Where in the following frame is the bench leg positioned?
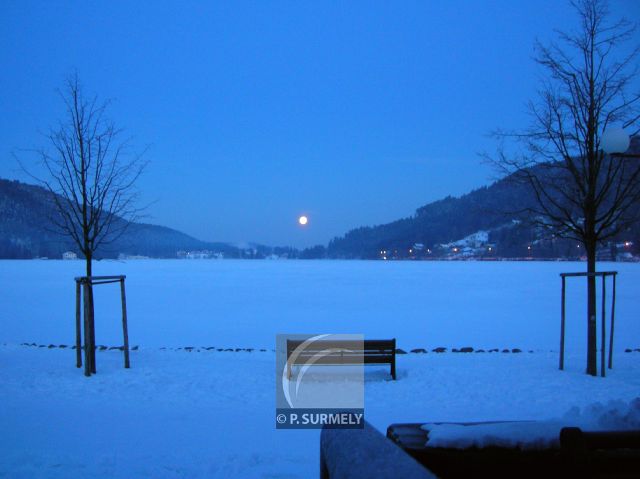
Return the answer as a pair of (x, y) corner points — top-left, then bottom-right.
(391, 339), (397, 380)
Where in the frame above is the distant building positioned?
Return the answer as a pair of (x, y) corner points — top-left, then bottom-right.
(62, 251), (78, 260)
(191, 251), (210, 259)
(118, 253), (150, 260)
(177, 250), (224, 259)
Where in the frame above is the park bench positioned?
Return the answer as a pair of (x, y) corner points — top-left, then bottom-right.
(386, 422), (640, 478)
(286, 338), (396, 380)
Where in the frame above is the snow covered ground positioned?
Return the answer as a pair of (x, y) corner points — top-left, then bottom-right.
(1, 346), (639, 478)
(1, 259), (639, 477)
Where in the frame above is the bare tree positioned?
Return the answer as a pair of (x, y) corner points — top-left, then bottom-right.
(37, 75), (146, 273)
(26, 74), (146, 370)
(491, 0), (640, 376)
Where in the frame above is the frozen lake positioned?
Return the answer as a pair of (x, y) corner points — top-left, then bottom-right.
(2, 260), (639, 357)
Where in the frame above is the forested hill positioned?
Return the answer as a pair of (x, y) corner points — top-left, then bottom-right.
(327, 174), (539, 259)
(0, 178), (239, 259)
(327, 138), (640, 260)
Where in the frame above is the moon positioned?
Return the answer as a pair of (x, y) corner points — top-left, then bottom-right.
(298, 215), (308, 225)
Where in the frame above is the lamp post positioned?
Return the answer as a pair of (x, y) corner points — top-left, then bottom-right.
(600, 126), (639, 261)
(599, 127), (639, 371)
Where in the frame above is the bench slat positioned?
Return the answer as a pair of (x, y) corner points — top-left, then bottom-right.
(286, 338), (397, 379)
(287, 339), (394, 350)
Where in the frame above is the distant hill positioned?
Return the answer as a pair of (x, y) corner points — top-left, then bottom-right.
(327, 177), (529, 258)
(0, 178), (240, 259)
(327, 138), (640, 260)
(4, 136), (640, 262)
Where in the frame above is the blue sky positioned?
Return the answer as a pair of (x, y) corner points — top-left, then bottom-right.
(1, 1), (638, 248)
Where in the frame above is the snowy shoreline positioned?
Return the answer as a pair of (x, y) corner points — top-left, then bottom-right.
(2, 260), (639, 477)
(11, 342), (640, 355)
(2, 346), (640, 478)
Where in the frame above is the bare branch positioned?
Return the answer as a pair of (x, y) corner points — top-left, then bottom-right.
(20, 74), (147, 262)
(489, 0), (639, 252)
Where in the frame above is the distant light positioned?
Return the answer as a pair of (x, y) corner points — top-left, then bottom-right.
(488, 247), (492, 252)
(601, 127), (630, 154)
(527, 246), (531, 250)
(409, 249), (413, 253)
(298, 215), (308, 226)
(383, 256), (387, 260)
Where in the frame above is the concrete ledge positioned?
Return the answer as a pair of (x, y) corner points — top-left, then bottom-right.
(320, 420), (436, 479)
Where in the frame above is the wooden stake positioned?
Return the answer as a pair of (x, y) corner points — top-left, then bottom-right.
(560, 275), (566, 371)
(83, 282), (92, 377)
(88, 284), (96, 374)
(120, 278), (130, 368)
(75, 280), (82, 368)
(608, 274), (616, 369)
(601, 276), (606, 378)
(76, 275), (131, 376)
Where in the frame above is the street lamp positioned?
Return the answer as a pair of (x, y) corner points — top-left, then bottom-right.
(602, 127), (640, 162)
(601, 126), (631, 155)
(600, 127), (639, 263)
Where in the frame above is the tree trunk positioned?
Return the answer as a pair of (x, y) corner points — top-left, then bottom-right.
(585, 239), (597, 376)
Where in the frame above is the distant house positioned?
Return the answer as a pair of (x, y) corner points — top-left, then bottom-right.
(187, 251), (211, 259)
(177, 250), (224, 260)
(62, 251), (78, 260)
(118, 253), (150, 260)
